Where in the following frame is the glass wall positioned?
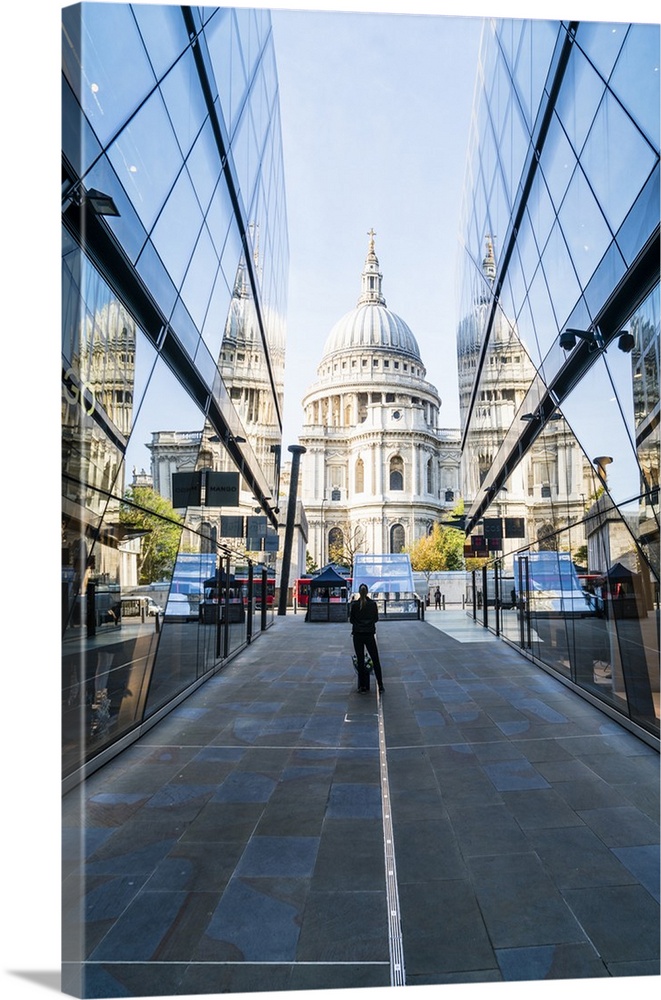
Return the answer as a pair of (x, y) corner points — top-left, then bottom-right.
(458, 18), (659, 742)
(62, 5), (288, 784)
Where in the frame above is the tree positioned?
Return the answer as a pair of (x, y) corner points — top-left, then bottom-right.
(327, 520), (364, 576)
(306, 551), (318, 574)
(407, 522), (465, 582)
(120, 484), (184, 584)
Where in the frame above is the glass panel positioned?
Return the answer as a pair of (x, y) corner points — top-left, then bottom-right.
(575, 21), (628, 83)
(134, 239), (179, 321)
(169, 296), (202, 360)
(187, 119), (224, 218)
(133, 1), (191, 81)
(616, 163), (660, 267)
(500, 515), (658, 740)
(160, 49), (209, 160)
(559, 355), (642, 507)
(525, 169), (556, 260)
(554, 44), (605, 157)
(61, 76), (102, 178)
(62, 262), (174, 776)
(180, 223), (220, 331)
(62, 3), (156, 147)
(201, 266), (232, 363)
(150, 167), (204, 290)
(608, 22), (660, 149)
(82, 153), (149, 265)
(538, 219), (581, 333)
(557, 164), (613, 289)
(580, 89), (657, 236)
(539, 112), (578, 212)
(107, 90), (183, 232)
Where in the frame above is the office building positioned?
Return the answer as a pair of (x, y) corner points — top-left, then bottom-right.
(61, 3), (289, 785)
(457, 17), (660, 742)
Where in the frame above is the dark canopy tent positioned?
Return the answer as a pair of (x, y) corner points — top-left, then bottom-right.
(307, 566), (349, 622)
(597, 562), (646, 618)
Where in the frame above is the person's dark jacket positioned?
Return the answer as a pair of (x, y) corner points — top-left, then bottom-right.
(350, 596), (379, 635)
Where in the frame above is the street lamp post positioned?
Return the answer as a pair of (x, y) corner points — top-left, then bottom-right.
(320, 496), (328, 568)
(277, 445), (306, 616)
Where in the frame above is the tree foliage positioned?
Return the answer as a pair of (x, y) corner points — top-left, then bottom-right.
(120, 484), (184, 584)
(407, 522), (465, 579)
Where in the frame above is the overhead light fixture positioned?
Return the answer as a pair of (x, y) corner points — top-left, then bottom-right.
(85, 188), (120, 217)
(617, 331), (635, 353)
(521, 410), (562, 422)
(560, 328), (604, 352)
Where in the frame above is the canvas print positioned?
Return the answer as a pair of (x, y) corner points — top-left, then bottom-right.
(60, 1), (659, 998)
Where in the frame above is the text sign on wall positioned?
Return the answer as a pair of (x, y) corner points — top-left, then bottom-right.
(172, 472), (201, 507)
(206, 471), (240, 507)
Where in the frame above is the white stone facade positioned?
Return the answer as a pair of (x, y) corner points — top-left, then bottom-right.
(299, 233), (461, 568)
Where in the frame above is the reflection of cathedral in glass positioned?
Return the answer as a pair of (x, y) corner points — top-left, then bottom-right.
(61, 3), (289, 785)
(458, 237), (593, 553)
(300, 232), (460, 566)
(219, 240), (282, 479)
(457, 17), (659, 741)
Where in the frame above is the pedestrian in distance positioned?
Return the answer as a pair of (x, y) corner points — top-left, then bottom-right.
(434, 586), (441, 610)
(349, 584), (384, 694)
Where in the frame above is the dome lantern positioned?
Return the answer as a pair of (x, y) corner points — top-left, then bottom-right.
(357, 228), (386, 306)
(320, 231), (423, 364)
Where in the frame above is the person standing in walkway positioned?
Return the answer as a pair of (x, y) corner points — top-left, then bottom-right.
(434, 587), (441, 610)
(349, 584), (384, 693)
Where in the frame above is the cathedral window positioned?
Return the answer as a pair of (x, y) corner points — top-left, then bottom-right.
(389, 456), (404, 491)
(355, 458), (364, 493)
(390, 523), (405, 553)
(426, 458), (433, 493)
(328, 527), (344, 561)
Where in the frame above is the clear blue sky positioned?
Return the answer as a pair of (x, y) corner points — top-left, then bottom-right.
(273, 6), (483, 446)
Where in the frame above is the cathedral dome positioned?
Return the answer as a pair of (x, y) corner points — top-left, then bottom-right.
(323, 303), (422, 360)
(320, 231), (422, 363)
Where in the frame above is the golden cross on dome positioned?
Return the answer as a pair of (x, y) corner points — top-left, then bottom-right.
(367, 227), (376, 250)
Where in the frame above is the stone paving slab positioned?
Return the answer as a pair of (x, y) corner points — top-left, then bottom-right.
(62, 611), (660, 996)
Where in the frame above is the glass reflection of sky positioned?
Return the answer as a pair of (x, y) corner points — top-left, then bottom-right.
(125, 352), (204, 477)
(561, 354), (641, 508)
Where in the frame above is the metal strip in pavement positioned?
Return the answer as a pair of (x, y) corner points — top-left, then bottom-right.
(377, 690), (406, 986)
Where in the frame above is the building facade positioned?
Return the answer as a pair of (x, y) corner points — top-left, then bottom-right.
(299, 233), (461, 569)
(62, 3), (288, 785)
(457, 17), (659, 743)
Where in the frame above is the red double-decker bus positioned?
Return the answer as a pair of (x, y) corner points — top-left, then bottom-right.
(295, 576), (313, 608)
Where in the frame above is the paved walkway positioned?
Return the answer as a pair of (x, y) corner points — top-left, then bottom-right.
(62, 611), (660, 997)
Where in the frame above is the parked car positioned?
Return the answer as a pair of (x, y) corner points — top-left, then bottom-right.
(121, 596), (163, 619)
